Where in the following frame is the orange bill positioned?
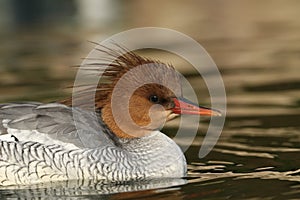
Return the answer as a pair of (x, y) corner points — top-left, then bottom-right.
(172, 97), (221, 116)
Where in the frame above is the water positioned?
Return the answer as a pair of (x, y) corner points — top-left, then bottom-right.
(0, 1), (299, 199)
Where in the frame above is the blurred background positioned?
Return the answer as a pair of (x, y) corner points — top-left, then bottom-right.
(0, 0), (299, 199)
(0, 0), (299, 106)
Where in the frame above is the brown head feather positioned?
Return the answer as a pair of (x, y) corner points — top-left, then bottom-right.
(60, 43), (182, 138)
(61, 44), (177, 108)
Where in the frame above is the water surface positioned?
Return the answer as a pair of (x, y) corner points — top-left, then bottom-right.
(0, 1), (299, 199)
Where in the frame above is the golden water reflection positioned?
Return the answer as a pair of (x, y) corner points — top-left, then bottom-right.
(0, 0), (299, 199)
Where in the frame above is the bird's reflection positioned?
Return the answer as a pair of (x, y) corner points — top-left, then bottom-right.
(0, 178), (187, 199)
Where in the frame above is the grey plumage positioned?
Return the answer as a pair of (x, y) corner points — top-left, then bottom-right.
(0, 103), (117, 148)
(0, 103), (186, 186)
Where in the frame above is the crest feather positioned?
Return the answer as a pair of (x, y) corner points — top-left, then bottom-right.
(60, 43), (176, 110)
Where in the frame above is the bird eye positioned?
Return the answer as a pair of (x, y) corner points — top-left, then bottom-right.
(149, 95), (159, 104)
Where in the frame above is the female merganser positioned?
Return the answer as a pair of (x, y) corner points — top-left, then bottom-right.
(0, 45), (220, 186)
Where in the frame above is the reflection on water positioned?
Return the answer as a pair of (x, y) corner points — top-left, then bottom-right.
(0, 0), (300, 199)
(0, 179), (187, 199)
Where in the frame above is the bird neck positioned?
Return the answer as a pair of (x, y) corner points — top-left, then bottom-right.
(101, 104), (152, 139)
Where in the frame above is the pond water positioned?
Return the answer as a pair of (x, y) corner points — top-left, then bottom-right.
(0, 1), (299, 199)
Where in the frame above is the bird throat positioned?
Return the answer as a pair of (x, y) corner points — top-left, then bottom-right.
(101, 105), (152, 139)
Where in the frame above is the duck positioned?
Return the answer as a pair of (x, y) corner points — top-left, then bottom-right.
(0, 44), (220, 186)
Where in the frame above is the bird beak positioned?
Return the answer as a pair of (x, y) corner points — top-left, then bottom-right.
(172, 97), (221, 116)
